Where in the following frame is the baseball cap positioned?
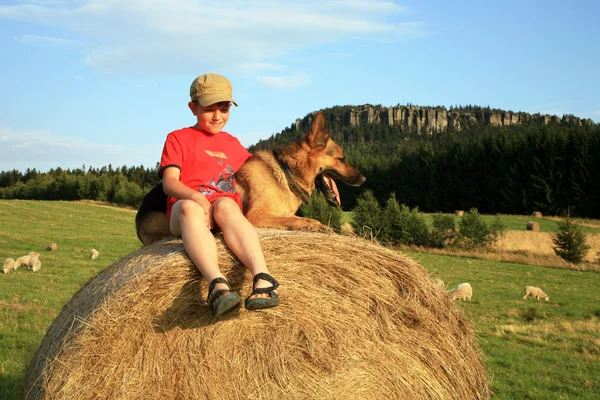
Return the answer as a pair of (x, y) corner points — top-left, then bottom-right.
(190, 73), (238, 107)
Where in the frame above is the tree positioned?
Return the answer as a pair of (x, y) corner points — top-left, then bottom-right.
(352, 190), (383, 240)
(298, 191), (342, 231)
(552, 216), (590, 264)
(429, 213), (456, 248)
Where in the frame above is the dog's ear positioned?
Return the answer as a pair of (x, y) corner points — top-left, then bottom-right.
(306, 111), (329, 148)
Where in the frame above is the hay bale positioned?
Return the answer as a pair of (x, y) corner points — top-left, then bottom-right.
(340, 222), (354, 235)
(531, 211), (542, 218)
(89, 249), (99, 259)
(23, 230), (489, 400)
(526, 221), (540, 231)
(47, 243), (57, 251)
(455, 210), (465, 216)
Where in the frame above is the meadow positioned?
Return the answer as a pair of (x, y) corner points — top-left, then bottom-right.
(1, 200), (599, 399)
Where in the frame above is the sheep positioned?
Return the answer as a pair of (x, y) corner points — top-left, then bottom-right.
(450, 282), (473, 301)
(14, 255), (31, 270)
(14, 252), (40, 270)
(47, 243), (57, 251)
(29, 257), (42, 272)
(90, 249), (99, 260)
(523, 286), (549, 302)
(3, 258), (16, 274)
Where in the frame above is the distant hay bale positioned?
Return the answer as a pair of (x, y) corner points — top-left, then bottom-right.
(89, 249), (99, 259)
(455, 210), (465, 216)
(526, 221), (540, 231)
(340, 222), (354, 235)
(531, 211), (543, 218)
(23, 230), (489, 400)
(47, 243), (57, 251)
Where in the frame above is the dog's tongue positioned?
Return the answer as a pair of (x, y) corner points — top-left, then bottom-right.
(326, 176), (341, 206)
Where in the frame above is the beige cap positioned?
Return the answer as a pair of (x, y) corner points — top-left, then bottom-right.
(189, 73), (238, 107)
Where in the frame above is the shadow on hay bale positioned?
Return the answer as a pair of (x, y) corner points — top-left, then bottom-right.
(23, 230), (489, 400)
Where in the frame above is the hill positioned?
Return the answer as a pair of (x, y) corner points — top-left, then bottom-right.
(251, 105), (600, 219)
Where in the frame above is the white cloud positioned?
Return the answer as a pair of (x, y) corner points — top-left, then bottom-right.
(15, 34), (81, 47)
(256, 72), (311, 89)
(0, 127), (160, 173)
(240, 62), (286, 72)
(0, 0), (427, 83)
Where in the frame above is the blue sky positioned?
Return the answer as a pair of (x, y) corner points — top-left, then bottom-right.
(1, 0), (598, 173)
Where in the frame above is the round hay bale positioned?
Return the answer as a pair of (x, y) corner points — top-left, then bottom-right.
(23, 230), (489, 400)
(455, 210), (465, 216)
(531, 211), (543, 218)
(340, 222), (354, 235)
(526, 221), (540, 231)
(46, 243), (57, 251)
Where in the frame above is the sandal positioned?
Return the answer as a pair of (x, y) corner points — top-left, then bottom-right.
(245, 273), (280, 310)
(207, 277), (240, 317)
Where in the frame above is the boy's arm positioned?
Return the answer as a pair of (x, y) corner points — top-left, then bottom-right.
(162, 167), (213, 228)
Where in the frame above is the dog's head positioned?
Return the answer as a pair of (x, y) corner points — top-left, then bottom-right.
(305, 112), (366, 206)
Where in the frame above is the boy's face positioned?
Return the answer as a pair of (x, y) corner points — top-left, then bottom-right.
(190, 101), (231, 135)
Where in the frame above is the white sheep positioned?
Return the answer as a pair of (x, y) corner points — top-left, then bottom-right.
(90, 249), (99, 260)
(14, 252), (40, 270)
(14, 255), (31, 270)
(29, 257), (42, 272)
(3, 258), (16, 274)
(523, 286), (549, 302)
(450, 282), (473, 301)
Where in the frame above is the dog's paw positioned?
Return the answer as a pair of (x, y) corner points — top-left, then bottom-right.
(297, 218), (333, 233)
(317, 224), (334, 233)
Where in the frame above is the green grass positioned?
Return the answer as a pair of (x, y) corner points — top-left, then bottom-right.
(404, 250), (600, 399)
(0, 200), (141, 399)
(1, 200), (599, 399)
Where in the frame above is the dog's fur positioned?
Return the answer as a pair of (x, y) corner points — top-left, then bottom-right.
(136, 111), (366, 245)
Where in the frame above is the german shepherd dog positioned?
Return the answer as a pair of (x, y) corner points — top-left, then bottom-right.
(135, 111), (366, 245)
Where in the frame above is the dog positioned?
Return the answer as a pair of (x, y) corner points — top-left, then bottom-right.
(136, 111), (366, 245)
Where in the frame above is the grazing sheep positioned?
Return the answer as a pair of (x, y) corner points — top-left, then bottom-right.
(3, 258), (16, 274)
(47, 243), (57, 251)
(14, 255), (31, 270)
(29, 257), (42, 272)
(523, 286), (549, 302)
(90, 249), (99, 260)
(450, 282), (473, 301)
(14, 252), (40, 270)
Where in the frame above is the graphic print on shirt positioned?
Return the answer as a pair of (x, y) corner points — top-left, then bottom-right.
(198, 164), (236, 197)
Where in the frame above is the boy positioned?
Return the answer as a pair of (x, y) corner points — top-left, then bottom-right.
(160, 73), (279, 317)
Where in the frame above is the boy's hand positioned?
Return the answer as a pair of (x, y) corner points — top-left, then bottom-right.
(191, 193), (214, 229)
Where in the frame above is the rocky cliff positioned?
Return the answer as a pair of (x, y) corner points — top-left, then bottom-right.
(294, 104), (593, 135)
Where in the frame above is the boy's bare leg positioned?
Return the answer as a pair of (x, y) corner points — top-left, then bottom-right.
(212, 198), (276, 297)
(170, 200), (230, 296)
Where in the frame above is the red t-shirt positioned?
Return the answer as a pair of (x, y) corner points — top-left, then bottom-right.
(159, 127), (252, 221)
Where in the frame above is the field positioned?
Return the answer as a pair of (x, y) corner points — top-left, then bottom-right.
(1, 200), (600, 399)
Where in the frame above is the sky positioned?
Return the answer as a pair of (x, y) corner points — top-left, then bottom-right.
(0, 0), (599, 173)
